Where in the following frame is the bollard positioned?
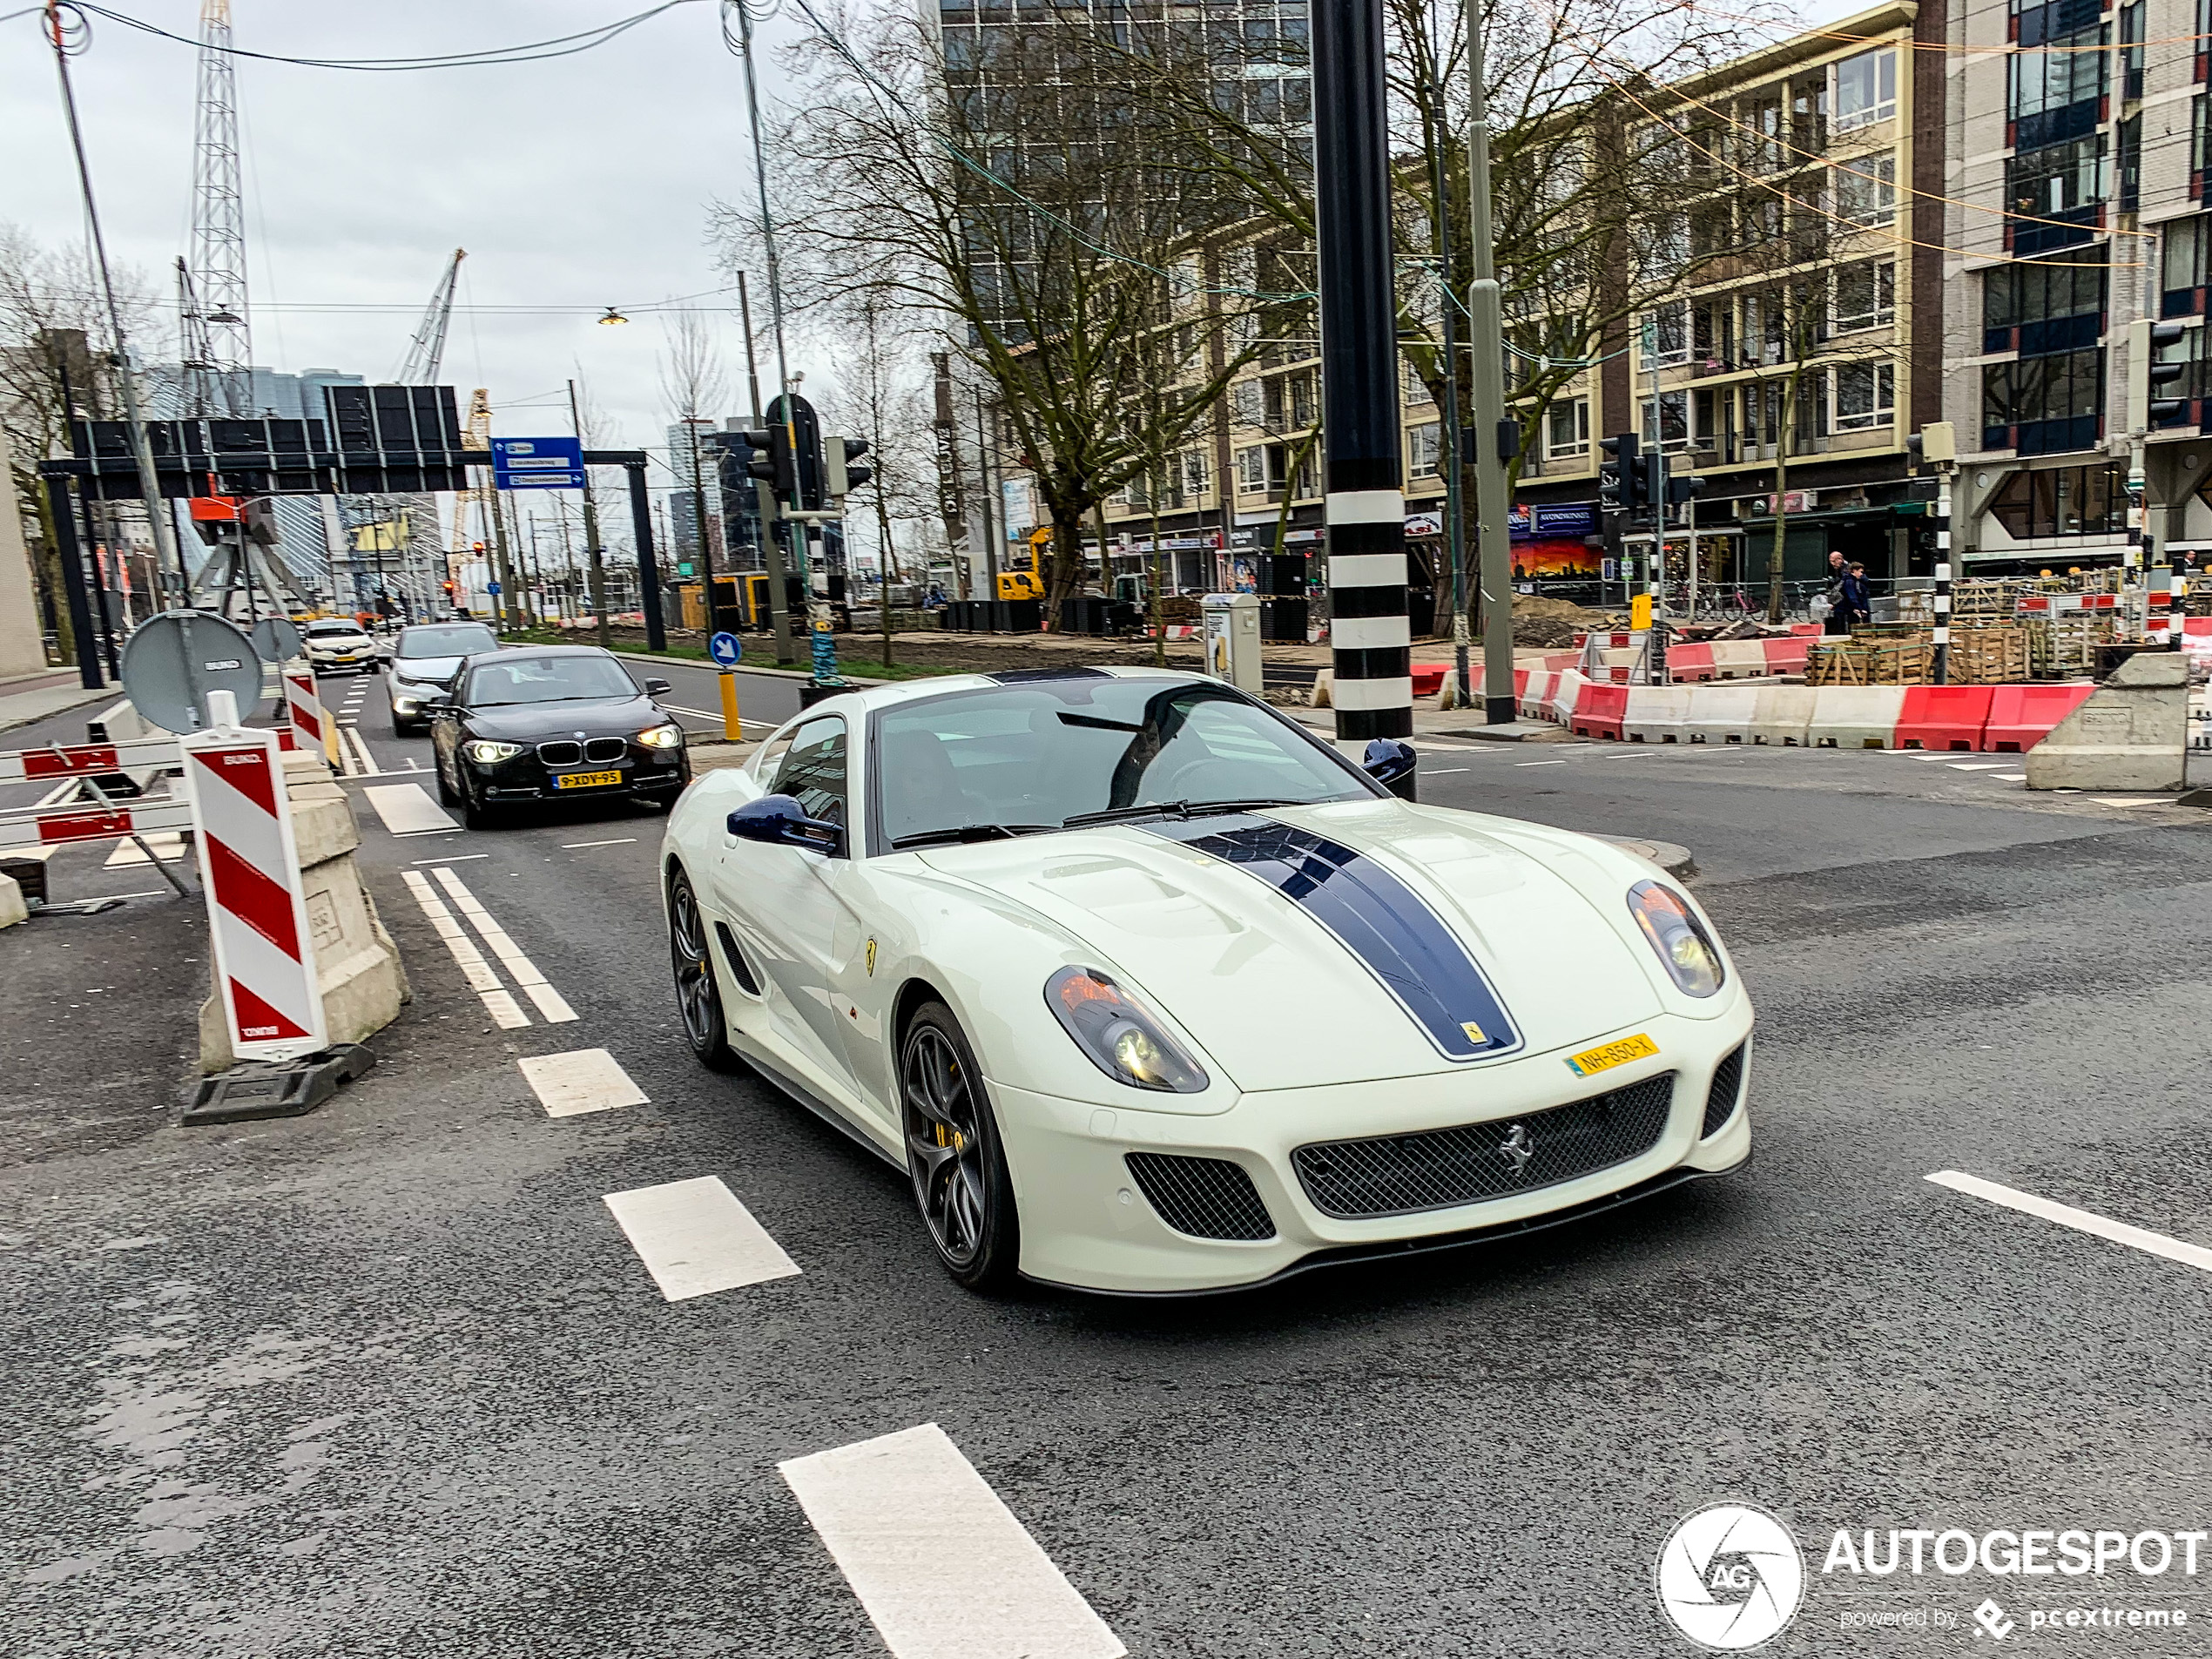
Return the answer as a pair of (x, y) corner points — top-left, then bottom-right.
(718, 669), (743, 742)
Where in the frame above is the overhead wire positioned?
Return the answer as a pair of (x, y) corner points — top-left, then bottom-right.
(1673, 0), (2208, 56)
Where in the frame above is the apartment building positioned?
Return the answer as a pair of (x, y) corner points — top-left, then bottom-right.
(1940, 0), (2212, 568)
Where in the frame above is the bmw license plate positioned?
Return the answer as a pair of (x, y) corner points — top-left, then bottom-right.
(554, 768), (624, 790)
(1565, 1032), (1659, 1079)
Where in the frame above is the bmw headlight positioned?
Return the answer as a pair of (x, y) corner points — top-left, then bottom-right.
(1045, 966), (1209, 1093)
(1628, 880), (1725, 998)
(463, 739), (525, 764)
(637, 723), (685, 749)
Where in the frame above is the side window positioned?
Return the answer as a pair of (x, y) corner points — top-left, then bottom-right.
(772, 718), (848, 830)
(752, 730), (796, 785)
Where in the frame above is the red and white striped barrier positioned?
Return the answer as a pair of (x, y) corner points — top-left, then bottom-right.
(181, 692), (326, 1062)
(285, 669), (333, 763)
(0, 736), (180, 786)
(0, 793), (196, 853)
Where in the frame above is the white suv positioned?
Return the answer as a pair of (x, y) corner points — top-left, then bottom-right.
(301, 620), (381, 674)
(387, 621), (500, 733)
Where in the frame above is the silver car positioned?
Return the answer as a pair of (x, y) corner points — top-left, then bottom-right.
(386, 620), (500, 734)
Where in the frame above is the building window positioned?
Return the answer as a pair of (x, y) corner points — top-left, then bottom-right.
(2006, 27), (2107, 152)
(2006, 136), (2107, 253)
(1642, 389), (1690, 449)
(1982, 247), (2106, 354)
(1831, 261), (1896, 332)
(1831, 361), (1896, 430)
(1546, 399), (1590, 459)
(1182, 448), (1211, 500)
(1638, 212), (1690, 283)
(1407, 421), (1442, 480)
(1981, 347), (2104, 454)
(1988, 462), (2126, 537)
(1231, 380), (1264, 428)
(1234, 445), (1267, 493)
(2162, 214), (2212, 315)
(1833, 152), (1898, 226)
(1640, 301), (1691, 368)
(1831, 48), (1898, 132)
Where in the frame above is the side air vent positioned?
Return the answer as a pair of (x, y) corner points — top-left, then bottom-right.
(1701, 1042), (1747, 1138)
(714, 921), (762, 996)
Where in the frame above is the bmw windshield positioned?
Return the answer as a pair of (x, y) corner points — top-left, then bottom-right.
(873, 677), (1375, 851)
(463, 655), (638, 706)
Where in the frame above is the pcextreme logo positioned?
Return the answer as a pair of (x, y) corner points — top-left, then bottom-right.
(1656, 1503), (1807, 1650)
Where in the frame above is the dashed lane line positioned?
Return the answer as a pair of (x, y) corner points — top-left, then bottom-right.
(1928, 1170), (2212, 1278)
(1515, 759), (1568, 766)
(398, 868), (531, 1028)
(430, 864), (577, 1022)
(519, 1047), (648, 1116)
(563, 838), (637, 849)
(1949, 762), (2009, 771)
(343, 725), (381, 776)
(363, 782), (458, 836)
(603, 1176), (801, 1300)
(780, 1424), (1125, 1659)
(411, 852), (488, 865)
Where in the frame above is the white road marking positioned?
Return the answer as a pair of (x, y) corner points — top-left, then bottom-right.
(1515, 759), (1567, 766)
(2090, 797), (2165, 808)
(104, 833), (185, 867)
(79, 890), (166, 902)
(334, 729), (358, 778)
(343, 725), (381, 776)
(604, 1177), (800, 1300)
(364, 783), (457, 836)
(411, 853), (489, 865)
(429, 865), (577, 1022)
(1928, 1171), (2212, 1277)
(398, 868), (531, 1026)
(1993, 772), (2028, 781)
(1419, 767), (1471, 776)
(780, 1424), (1124, 1659)
(562, 837), (638, 849)
(518, 1048), (648, 1117)
(664, 703), (774, 730)
(1949, 762), (2008, 771)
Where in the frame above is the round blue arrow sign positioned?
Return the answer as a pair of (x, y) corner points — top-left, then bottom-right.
(709, 631), (742, 668)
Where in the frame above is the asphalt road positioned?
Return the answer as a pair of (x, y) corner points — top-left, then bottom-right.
(3, 672), (2210, 1656)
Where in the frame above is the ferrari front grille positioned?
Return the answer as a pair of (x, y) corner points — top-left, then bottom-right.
(1291, 1073), (1677, 1219)
(584, 736), (628, 764)
(1702, 1043), (1746, 1138)
(1124, 1153), (1276, 1241)
(536, 740), (583, 766)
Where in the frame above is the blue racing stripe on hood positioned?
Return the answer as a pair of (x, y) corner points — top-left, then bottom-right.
(1146, 815), (1520, 1062)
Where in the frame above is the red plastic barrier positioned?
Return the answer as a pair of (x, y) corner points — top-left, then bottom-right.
(1513, 667), (1529, 698)
(1895, 685), (1995, 752)
(1789, 623), (1824, 637)
(1570, 682), (1629, 739)
(1668, 643), (1716, 682)
(1983, 683), (2094, 752)
(1760, 638), (1809, 673)
(1541, 651), (1581, 671)
(1411, 662), (1448, 698)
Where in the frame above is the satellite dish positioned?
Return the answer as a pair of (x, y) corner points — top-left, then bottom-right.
(251, 616), (304, 664)
(119, 610), (265, 733)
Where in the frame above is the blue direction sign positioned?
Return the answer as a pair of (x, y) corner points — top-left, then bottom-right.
(709, 631), (743, 668)
(491, 436), (586, 490)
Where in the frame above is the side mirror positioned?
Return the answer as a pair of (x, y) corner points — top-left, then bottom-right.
(644, 677), (672, 695)
(726, 793), (843, 854)
(1362, 738), (1418, 801)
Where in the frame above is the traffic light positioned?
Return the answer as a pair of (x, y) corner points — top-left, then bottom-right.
(738, 421), (796, 496)
(1905, 421), (1956, 471)
(1598, 432), (1641, 516)
(1666, 472), (1707, 511)
(823, 436), (873, 498)
(1642, 447), (1668, 515)
(2128, 320), (2192, 431)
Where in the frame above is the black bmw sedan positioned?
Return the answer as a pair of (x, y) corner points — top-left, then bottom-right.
(427, 645), (691, 828)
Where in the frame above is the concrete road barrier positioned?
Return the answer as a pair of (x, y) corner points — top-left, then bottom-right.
(1684, 684), (1761, 743)
(0, 870), (24, 929)
(1807, 685), (1908, 748)
(1624, 685), (1693, 742)
(1750, 685), (1817, 745)
(2025, 651), (2188, 791)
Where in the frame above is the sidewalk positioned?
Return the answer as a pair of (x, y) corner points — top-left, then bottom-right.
(0, 670), (113, 741)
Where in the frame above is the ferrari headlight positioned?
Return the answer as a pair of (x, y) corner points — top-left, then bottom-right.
(637, 723), (685, 749)
(463, 739), (525, 764)
(1045, 966), (1209, 1093)
(1628, 880), (1724, 998)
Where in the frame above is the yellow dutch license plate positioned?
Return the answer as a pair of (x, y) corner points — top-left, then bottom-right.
(1565, 1032), (1660, 1079)
(554, 768), (624, 790)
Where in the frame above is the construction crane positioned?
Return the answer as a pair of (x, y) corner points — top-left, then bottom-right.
(397, 248), (465, 385)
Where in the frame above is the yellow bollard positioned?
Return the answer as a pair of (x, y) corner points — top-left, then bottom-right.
(718, 668), (742, 742)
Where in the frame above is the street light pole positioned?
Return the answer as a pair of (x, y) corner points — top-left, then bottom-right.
(1466, 6), (1515, 725)
(569, 378), (611, 649)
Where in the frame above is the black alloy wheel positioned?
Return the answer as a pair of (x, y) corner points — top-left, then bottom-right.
(459, 771), (501, 831)
(900, 1002), (1019, 1291)
(434, 750), (459, 806)
(669, 870), (740, 1072)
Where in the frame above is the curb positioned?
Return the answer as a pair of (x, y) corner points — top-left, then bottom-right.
(1593, 835), (1698, 883)
(610, 649), (887, 685)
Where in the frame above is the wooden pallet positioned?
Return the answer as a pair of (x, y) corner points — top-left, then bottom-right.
(1946, 624), (2031, 684)
(1809, 637), (1934, 685)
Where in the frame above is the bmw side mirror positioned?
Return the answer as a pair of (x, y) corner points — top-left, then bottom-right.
(1362, 738), (1418, 801)
(644, 677), (672, 695)
(726, 793), (843, 854)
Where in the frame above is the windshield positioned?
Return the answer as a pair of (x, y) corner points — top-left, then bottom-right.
(464, 655), (637, 707)
(399, 624), (496, 659)
(307, 623), (366, 638)
(873, 678), (1371, 848)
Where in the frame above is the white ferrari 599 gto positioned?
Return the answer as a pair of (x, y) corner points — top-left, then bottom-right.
(660, 668), (1751, 1295)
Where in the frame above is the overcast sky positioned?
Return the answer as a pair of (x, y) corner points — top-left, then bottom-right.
(2, 0), (804, 472)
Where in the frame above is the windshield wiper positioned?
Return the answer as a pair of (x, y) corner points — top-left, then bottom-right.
(888, 822), (1056, 850)
(1061, 798), (1311, 828)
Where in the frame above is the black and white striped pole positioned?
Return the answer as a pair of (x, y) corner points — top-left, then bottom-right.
(1916, 420), (1956, 684)
(1312, 0), (1413, 758)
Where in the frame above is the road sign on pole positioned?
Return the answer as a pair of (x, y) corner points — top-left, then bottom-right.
(709, 631), (743, 668)
(182, 688), (327, 1065)
(491, 437), (586, 491)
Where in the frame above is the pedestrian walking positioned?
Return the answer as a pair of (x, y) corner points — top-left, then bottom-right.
(1835, 562), (1872, 632)
(1821, 550), (1851, 635)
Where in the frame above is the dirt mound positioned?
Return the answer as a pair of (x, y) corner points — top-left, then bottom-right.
(1513, 592), (1618, 648)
